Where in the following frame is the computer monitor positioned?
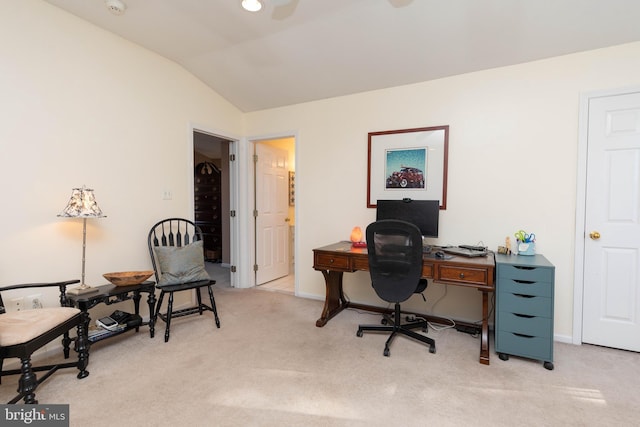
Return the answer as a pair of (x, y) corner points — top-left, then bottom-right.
(376, 199), (439, 238)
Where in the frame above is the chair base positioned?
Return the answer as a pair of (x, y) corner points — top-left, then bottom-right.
(357, 302), (436, 357)
(154, 284), (221, 342)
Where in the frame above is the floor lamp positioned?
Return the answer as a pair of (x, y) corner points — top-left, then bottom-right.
(58, 186), (106, 295)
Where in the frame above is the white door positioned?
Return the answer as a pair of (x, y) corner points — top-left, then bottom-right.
(582, 91), (640, 351)
(255, 143), (290, 285)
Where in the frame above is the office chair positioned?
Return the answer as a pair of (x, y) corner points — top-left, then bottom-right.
(0, 280), (89, 404)
(357, 220), (436, 357)
(148, 218), (221, 342)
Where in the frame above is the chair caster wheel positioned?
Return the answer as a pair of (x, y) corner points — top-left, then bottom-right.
(384, 348), (390, 357)
(357, 330), (363, 337)
(498, 353), (509, 361)
(544, 361), (554, 370)
(429, 345), (436, 354)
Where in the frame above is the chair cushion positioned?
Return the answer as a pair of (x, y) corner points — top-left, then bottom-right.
(154, 240), (211, 286)
(0, 307), (80, 347)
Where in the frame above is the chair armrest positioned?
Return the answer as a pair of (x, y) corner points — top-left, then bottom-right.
(0, 280), (80, 312)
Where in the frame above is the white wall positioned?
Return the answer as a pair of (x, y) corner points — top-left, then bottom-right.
(245, 42), (640, 340)
(4, 0), (640, 341)
(0, 0), (243, 317)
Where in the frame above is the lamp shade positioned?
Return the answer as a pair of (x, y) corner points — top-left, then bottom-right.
(58, 186), (105, 218)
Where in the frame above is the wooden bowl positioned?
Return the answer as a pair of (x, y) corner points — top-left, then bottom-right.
(103, 271), (154, 286)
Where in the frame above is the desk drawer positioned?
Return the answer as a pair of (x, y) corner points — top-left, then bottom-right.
(499, 292), (552, 317)
(497, 312), (552, 338)
(496, 330), (552, 361)
(438, 265), (488, 285)
(498, 279), (552, 297)
(499, 265), (553, 282)
(314, 253), (351, 271)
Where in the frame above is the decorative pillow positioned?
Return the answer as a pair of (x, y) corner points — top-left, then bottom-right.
(154, 240), (211, 286)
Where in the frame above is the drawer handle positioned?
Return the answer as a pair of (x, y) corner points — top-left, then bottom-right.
(513, 332), (534, 339)
(329, 259), (334, 263)
(459, 273), (465, 279)
(513, 293), (535, 299)
(514, 313), (535, 319)
(514, 280), (535, 284)
(514, 266), (535, 271)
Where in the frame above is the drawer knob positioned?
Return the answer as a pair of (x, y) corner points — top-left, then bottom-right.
(459, 273), (465, 279)
(329, 258), (334, 263)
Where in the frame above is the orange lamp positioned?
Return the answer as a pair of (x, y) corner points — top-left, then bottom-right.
(350, 226), (366, 248)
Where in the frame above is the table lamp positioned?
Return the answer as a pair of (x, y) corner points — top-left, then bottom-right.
(58, 186), (106, 295)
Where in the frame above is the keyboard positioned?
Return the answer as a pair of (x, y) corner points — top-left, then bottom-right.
(442, 247), (489, 257)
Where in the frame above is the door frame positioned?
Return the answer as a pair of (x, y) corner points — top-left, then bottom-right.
(241, 131), (298, 290)
(572, 85), (640, 345)
(189, 123), (241, 288)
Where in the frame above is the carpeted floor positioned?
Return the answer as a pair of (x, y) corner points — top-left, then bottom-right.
(2, 285), (639, 426)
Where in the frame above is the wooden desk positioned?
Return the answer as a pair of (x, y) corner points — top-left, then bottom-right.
(313, 242), (495, 365)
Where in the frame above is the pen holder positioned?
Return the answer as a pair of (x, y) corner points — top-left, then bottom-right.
(517, 241), (536, 256)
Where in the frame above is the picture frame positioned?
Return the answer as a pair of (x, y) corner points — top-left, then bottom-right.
(367, 125), (449, 209)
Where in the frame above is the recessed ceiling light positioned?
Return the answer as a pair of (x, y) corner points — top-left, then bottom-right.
(242, 0), (262, 12)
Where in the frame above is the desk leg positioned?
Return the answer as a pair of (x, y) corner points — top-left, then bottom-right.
(316, 270), (349, 327)
(479, 290), (490, 365)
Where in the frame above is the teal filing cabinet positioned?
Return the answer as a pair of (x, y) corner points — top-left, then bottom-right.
(495, 254), (555, 370)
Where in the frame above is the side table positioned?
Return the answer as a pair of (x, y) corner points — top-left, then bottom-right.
(67, 281), (156, 370)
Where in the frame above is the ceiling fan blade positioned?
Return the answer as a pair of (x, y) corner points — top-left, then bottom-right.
(271, 0), (299, 21)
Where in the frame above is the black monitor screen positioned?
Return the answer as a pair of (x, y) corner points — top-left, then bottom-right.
(376, 199), (439, 238)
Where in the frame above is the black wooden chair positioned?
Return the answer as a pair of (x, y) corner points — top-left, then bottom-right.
(148, 218), (221, 342)
(357, 220), (436, 357)
(0, 280), (89, 404)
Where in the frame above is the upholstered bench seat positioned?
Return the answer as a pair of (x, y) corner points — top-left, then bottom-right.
(0, 307), (80, 346)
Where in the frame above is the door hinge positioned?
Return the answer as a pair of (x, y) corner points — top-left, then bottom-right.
(230, 265), (237, 273)
(253, 154), (258, 163)
(253, 264), (258, 272)
(229, 154), (236, 161)
(253, 209), (258, 218)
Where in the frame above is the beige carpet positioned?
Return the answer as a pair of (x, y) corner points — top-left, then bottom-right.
(2, 285), (639, 426)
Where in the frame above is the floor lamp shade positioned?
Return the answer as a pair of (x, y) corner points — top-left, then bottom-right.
(58, 186), (106, 295)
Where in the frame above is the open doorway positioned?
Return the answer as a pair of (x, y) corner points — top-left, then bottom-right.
(254, 137), (295, 294)
(193, 131), (232, 288)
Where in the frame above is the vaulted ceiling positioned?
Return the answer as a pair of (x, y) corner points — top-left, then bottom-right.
(44, 0), (640, 112)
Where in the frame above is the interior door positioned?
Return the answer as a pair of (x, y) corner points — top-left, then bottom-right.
(582, 91), (640, 351)
(255, 143), (290, 285)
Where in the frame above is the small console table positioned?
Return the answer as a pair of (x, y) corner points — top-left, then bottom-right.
(313, 242), (495, 365)
(67, 281), (156, 346)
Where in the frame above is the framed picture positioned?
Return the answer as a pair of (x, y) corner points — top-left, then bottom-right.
(367, 125), (449, 209)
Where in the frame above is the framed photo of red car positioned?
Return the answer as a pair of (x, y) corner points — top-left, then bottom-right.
(367, 125), (449, 209)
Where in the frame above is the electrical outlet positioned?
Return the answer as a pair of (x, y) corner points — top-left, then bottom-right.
(27, 294), (43, 309)
(162, 189), (172, 200)
(9, 297), (24, 312)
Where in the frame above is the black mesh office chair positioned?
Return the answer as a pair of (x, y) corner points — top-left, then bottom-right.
(148, 218), (221, 342)
(357, 220), (436, 357)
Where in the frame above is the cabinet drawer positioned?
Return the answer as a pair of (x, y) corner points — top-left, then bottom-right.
(497, 312), (552, 338)
(314, 253), (351, 271)
(439, 265), (487, 285)
(499, 265), (553, 282)
(496, 330), (553, 362)
(498, 279), (552, 297)
(499, 292), (552, 317)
